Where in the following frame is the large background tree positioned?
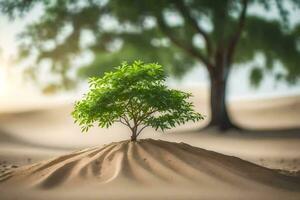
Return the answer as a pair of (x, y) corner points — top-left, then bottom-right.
(1, 0), (300, 130)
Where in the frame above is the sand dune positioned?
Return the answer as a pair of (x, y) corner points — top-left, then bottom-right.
(1, 92), (300, 199)
(1, 139), (300, 199)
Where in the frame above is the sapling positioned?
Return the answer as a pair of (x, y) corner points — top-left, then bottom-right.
(72, 61), (204, 141)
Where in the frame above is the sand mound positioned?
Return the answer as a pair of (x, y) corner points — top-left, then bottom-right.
(1, 139), (300, 191)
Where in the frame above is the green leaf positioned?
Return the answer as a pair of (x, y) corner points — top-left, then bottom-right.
(72, 60), (204, 137)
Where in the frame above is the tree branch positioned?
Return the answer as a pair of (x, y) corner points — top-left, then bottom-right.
(173, 0), (212, 56)
(227, 0), (248, 66)
(125, 96), (136, 121)
(118, 119), (128, 126)
(136, 125), (149, 136)
(156, 14), (213, 73)
(136, 108), (158, 126)
(121, 116), (131, 127)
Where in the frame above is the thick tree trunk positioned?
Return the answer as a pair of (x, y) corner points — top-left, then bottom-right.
(208, 67), (237, 131)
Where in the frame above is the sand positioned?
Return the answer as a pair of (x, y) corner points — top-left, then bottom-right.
(0, 90), (300, 199)
(1, 139), (300, 200)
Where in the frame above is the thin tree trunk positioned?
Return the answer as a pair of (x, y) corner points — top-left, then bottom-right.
(131, 131), (137, 141)
(130, 126), (137, 141)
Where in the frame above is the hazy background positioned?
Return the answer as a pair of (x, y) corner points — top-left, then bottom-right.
(0, 1), (300, 112)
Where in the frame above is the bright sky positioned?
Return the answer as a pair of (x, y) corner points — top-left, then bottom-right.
(0, 1), (300, 108)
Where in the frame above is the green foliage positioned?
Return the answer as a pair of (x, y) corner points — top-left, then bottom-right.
(235, 16), (300, 85)
(250, 67), (263, 88)
(0, 0), (299, 89)
(72, 61), (203, 138)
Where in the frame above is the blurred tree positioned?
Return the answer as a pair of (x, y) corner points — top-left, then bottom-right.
(0, 0), (299, 130)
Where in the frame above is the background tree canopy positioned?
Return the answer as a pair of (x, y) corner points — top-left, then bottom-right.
(0, 0), (299, 130)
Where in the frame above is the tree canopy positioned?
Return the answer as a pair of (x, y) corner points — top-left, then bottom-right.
(1, 0), (299, 130)
(72, 61), (203, 141)
(1, 0), (299, 90)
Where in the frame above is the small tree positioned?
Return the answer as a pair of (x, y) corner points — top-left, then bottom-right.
(72, 61), (203, 141)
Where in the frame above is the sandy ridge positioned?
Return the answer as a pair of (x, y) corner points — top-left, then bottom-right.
(1, 139), (299, 192)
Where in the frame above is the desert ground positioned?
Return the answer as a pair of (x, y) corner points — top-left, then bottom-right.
(0, 88), (300, 199)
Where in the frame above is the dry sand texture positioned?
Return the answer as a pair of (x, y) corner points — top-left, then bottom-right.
(1, 139), (300, 200)
(0, 89), (300, 199)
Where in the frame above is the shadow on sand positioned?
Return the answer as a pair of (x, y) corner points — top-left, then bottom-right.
(0, 128), (76, 151)
(168, 126), (300, 139)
